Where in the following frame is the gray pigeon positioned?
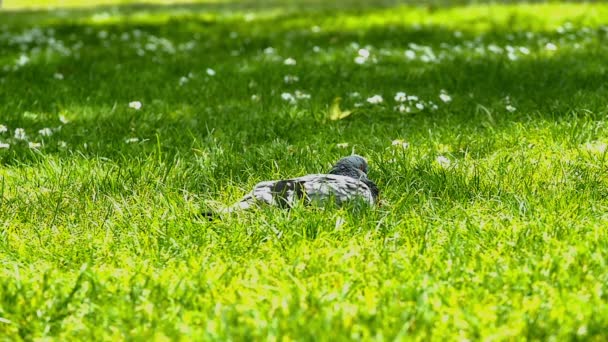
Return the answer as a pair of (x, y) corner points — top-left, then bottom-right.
(205, 155), (379, 216)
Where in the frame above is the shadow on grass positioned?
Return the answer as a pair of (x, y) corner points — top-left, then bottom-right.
(0, 1), (606, 165)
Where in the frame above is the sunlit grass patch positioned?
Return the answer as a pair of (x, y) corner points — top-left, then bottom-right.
(2, 0), (608, 340)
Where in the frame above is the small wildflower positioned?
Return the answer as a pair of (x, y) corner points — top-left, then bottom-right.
(407, 95), (418, 101)
(358, 48), (370, 58)
(263, 47), (276, 55)
(394, 92), (407, 102)
(14, 128), (27, 140)
(58, 141), (67, 149)
(59, 115), (69, 124)
(206, 68), (216, 76)
(349, 92), (360, 98)
(336, 142), (349, 148)
(404, 50), (416, 59)
(396, 104), (410, 113)
(0, 125), (7, 134)
(545, 43), (557, 51)
(415, 102), (425, 110)
(294, 90), (310, 100)
(312, 46), (321, 53)
(38, 128), (53, 137)
(179, 76), (189, 86)
(354, 56), (367, 64)
(519, 47), (530, 55)
(281, 92), (296, 103)
(251, 94), (260, 101)
(283, 75), (299, 84)
(0, 142), (9, 149)
(366, 95), (383, 104)
(53, 73), (64, 80)
(129, 101), (142, 110)
(439, 91), (452, 103)
(506, 104), (516, 112)
(283, 57), (296, 66)
(391, 139), (409, 149)
(436, 155), (451, 168)
(16, 55), (29, 66)
(28, 142), (41, 149)
(125, 137), (140, 144)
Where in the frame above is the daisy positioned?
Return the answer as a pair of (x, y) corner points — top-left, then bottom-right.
(394, 92), (407, 102)
(439, 91), (452, 103)
(14, 128), (27, 140)
(366, 95), (383, 104)
(129, 101), (142, 110)
(436, 155), (451, 168)
(38, 128), (53, 137)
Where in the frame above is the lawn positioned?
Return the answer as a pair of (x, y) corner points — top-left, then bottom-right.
(1, 0), (608, 340)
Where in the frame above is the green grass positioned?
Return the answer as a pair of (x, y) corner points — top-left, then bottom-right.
(2, 1), (608, 340)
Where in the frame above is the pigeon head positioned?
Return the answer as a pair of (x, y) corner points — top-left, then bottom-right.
(329, 155), (369, 178)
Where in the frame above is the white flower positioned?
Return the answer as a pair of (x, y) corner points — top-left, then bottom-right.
(488, 44), (503, 54)
(439, 91), (452, 103)
(125, 137), (140, 144)
(281, 92), (296, 103)
(312, 46), (321, 53)
(38, 128), (53, 137)
(354, 56), (367, 64)
(336, 142), (349, 148)
(349, 92), (360, 98)
(53, 73), (64, 80)
(407, 95), (418, 101)
(436, 155), (451, 168)
(283, 75), (299, 84)
(283, 57), (296, 66)
(206, 68), (216, 76)
(16, 55), (29, 66)
(129, 101), (142, 110)
(58, 141), (67, 149)
(391, 139), (409, 149)
(404, 50), (416, 59)
(396, 104), (410, 113)
(545, 43), (557, 51)
(366, 95), (383, 104)
(415, 102), (425, 110)
(179, 76), (189, 86)
(14, 128), (27, 140)
(251, 94), (260, 101)
(358, 48), (370, 58)
(519, 47), (530, 55)
(0, 142), (9, 149)
(263, 47), (276, 55)
(28, 142), (41, 149)
(0, 125), (7, 134)
(294, 90), (310, 100)
(394, 92), (407, 102)
(506, 104), (516, 112)
(59, 115), (69, 124)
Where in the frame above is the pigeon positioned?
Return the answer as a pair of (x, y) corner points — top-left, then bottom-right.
(204, 155), (379, 217)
